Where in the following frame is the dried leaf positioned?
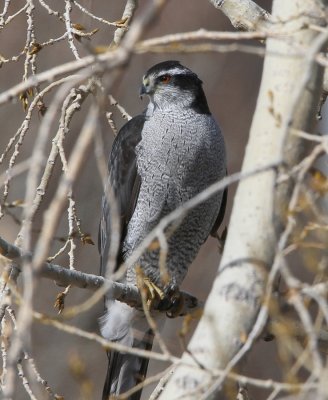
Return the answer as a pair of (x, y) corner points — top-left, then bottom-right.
(29, 42), (42, 56)
(309, 167), (328, 195)
(19, 91), (29, 111)
(68, 230), (79, 239)
(114, 16), (129, 27)
(4, 199), (25, 208)
(73, 27), (99, 41)
(72, 23), (86, 31)
(37, 100), (47, 116)
(54, 292), (66, 314)
(27, 87), (34, 97)
(80, 233), (95, 246)
(19, 88), (34, 111)
(148, 238), (159, 251)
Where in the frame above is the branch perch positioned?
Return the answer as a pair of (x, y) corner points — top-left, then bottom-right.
(0, 235), (200, 314)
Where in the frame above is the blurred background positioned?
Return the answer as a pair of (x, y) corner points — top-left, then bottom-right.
(3, 0), (327, 399)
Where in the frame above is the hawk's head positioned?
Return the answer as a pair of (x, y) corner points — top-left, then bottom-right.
(140, 61), (210, 114)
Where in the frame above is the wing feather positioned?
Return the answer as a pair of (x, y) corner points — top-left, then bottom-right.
(99, 114), (145, 276)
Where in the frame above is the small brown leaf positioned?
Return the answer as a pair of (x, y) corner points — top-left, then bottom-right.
(69, 230), (79, 239)
(27, 87), (34, 97)
(19, 88), (34, 111)
(54, 292), (66, 314)
(73, 27), (99, 41)
(72, 23), (86, 31)
(29, 42), (42, 56)
(309, 167), (328, 195)
(37, 100), (47, 116)
(114, 16), (129, 27)
(80, 234), (95, 246)
(4, 199), (25, 208)
(19, 91), (29, 111)
(148, 238), (159, 251)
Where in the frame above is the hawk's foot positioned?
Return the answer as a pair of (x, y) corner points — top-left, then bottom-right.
(136, 266), (165, 309)
(142, 276), (165, 309)
(136, 267), (184, 316)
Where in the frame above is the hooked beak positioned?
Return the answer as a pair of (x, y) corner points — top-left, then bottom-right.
(140, 77), (151, 98)
(139, 84), (147, 98)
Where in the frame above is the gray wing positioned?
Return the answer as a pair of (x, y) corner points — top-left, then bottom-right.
(99, 114), (145, 276)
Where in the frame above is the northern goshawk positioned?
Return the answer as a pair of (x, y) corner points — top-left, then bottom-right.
(99, 60), (227, 400)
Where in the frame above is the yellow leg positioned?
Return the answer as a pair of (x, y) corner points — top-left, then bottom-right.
(136, 266), (165, 309)
(135, 266), (184, 314)
(143, 277), (165, 308)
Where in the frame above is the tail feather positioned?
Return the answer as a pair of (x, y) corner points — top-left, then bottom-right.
(102, 329), (154, 400)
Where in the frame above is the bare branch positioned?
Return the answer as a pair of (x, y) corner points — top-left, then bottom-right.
(209, 0), (272, 31)
(0, 235), (201, 316)
(111, 0), (138, 47)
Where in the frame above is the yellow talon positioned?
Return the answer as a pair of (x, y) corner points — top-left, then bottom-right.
(143, 277), (165, 308)
(136, 266), (165, 309)
(144, 277), (165, 299)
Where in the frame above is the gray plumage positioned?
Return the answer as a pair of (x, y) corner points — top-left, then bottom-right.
(99, 60), (227, 400)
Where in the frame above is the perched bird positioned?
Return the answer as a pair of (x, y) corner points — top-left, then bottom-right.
(98, 60), (227, 400)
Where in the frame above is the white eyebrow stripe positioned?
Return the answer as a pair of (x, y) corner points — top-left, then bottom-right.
(156, 67), (190, 76)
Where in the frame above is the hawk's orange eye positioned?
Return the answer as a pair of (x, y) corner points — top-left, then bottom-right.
(159, 74), (171, 84)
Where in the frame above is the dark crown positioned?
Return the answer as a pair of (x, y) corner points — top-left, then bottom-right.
(145, 60), (184, 77)
(144, 61), (210, 115)
(144, 60), (200, 80)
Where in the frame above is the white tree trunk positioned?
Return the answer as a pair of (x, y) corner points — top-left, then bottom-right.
(157, 1), (326, 398)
